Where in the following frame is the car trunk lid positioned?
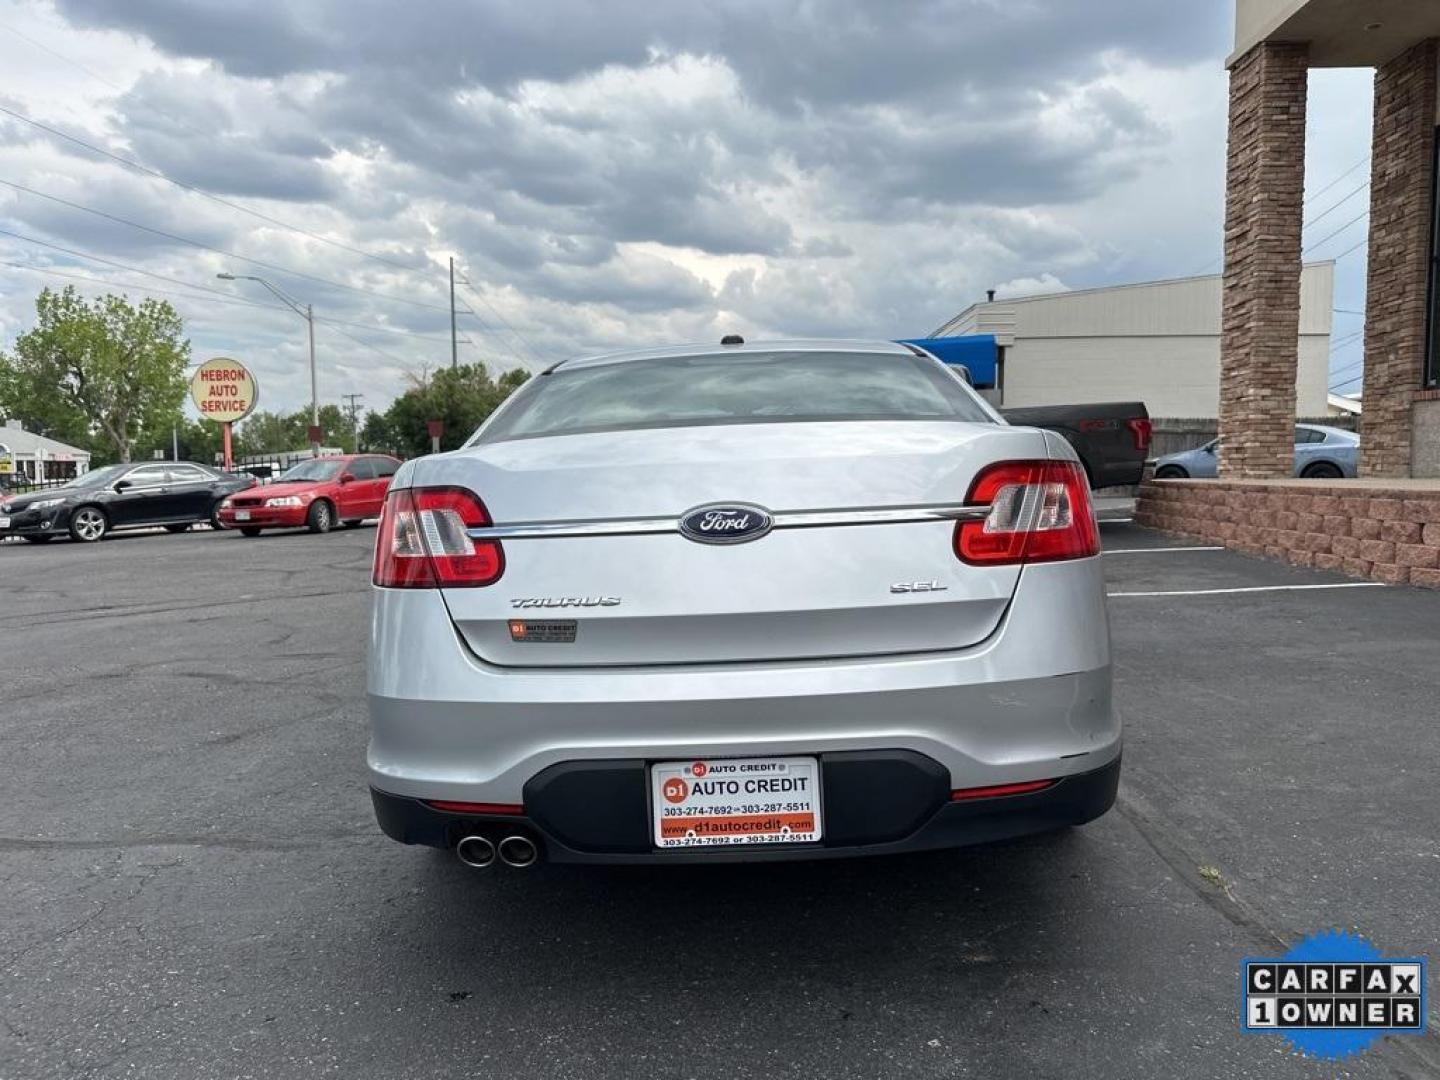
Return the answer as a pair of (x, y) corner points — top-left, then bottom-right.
(410, 421), (1049, 667)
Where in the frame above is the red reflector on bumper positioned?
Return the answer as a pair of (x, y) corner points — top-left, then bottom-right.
(424, 800), (525, 816)
(950, 779), (1057, 802)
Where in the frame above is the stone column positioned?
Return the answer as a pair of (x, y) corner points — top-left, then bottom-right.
(1360, 39), (1438, 478)
(1218, 42), (1309, 478)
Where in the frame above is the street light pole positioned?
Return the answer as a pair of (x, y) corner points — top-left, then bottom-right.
(449, 256), (459, 371)
(217, 272), (320, 456)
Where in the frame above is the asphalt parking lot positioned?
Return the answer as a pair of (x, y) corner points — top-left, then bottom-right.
(1, 519), (1437, 1080)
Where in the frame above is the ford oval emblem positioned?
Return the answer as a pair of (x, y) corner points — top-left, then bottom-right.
(678, 503), (774, 545)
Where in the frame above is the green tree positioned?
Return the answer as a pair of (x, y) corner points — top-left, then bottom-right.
(0, 287), (189, 462)
(360, 409), (397, 454)
(233, 410), (301, 455)
(234, 405), (349, 455)
(130, 418), (228, 466)
(380, 363), (529, 458)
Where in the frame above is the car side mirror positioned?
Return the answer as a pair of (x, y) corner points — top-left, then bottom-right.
(114, 479), (132, 491)
(339, 472), (356, 485)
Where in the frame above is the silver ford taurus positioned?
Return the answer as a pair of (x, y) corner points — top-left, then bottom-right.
(367, 339), (1118, 867)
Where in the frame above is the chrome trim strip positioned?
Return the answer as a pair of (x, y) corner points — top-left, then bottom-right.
(467, 504), (987, 540)
(470, 517), (678, 540)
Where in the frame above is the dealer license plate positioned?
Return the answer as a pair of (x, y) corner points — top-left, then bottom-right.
(651, 756), (822, 849)
(235, 510), (250, 521)
(0, 516), (9, 530)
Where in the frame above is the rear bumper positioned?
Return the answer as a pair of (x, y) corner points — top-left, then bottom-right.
(370, 753), (1120, 864)
(367, 559), (1117, 830)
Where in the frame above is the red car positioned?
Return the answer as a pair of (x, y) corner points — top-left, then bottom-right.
(216, 454), (401, 536)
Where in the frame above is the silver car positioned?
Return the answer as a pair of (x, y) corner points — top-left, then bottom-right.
(1153, 424), (1359, 480)
(367, 339), (1118, 867)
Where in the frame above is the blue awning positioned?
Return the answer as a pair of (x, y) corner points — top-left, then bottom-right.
(897, 335), (998, 388)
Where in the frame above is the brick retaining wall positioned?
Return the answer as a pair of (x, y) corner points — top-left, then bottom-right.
(1134, 480), (1440, 589)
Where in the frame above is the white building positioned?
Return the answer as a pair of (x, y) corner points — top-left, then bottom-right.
(0, 419), (92, 483)
(931, 262), (1334, 418)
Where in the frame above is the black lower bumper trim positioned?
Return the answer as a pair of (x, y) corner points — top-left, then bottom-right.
(371, 753), (1120, 865)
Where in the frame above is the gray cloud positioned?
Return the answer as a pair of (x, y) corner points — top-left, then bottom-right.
(0, 0), (1258, 416)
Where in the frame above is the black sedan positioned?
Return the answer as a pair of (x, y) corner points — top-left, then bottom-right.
(0, 462), (256, 543)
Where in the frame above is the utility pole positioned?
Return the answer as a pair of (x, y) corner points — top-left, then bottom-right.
(342, 393), (364, 453)
(449, 256), (459, 371)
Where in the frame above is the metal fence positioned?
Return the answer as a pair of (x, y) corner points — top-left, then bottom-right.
(2, 450), (381, 495)
(227, 450), (358, 483)
(0, 474), (76, 496)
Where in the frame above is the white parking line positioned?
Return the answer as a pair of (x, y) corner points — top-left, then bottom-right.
(1103, 546), (1225, 555)
(1108, 582), (1386, 598)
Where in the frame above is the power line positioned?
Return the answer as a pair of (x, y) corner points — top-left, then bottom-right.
(313, 314), (452, 343)
(0, 257), (280, 312)
(0, 103), (433, 280)
(0, 21), (133, 94)
(0, 21), (227, 142)
(0, 176), (454, 313)
(1330, 354), (1365, 377)
(0, 226), (460, 347)
(0, 225), (289, 306)
(320, 321), (417, 369)
(3, 52), (548, 367)
(1304, 210), (1369, 256)
(457, 278), (547, 368)
(1189, 156), (1375, 276)
(1302, 181), (1369, 233)
(1, 100), (548, 365)
(1328, 330), (1364, 354)
(1330, 235), (1369, 263)
(1305, 156), (1371, 207)
(457, 305), (528, 369)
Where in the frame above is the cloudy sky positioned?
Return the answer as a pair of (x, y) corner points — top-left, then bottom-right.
(0, 0), (1374, 423)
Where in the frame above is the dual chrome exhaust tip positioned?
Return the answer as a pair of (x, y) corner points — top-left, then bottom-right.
(456, 834), (539, 869)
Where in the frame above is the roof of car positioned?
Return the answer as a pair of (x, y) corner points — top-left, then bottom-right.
(555, 338), (918, 372)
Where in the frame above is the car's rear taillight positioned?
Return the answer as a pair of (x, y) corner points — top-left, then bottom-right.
(372, 486), (504, 588)
(1127, 417), (1152, 453)
(954, 460), (1099, 566)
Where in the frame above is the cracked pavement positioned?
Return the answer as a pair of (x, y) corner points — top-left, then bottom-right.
(1, 522), (1437, 1079)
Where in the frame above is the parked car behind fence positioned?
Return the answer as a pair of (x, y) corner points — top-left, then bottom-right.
(1153, 424), (1358, 480)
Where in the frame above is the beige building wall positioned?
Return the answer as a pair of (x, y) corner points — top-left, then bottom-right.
(935, 263), (1334, 417)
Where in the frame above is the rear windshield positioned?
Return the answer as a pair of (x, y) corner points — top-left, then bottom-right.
(477, 350), (992, 443)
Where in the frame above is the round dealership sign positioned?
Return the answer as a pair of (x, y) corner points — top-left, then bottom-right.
(190, 357), (258, 423)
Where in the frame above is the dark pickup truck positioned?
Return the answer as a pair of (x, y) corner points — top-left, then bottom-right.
(1000, 402), (1151, 489)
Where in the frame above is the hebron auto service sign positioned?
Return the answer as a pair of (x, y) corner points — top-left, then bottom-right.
(190, 357), (258, 422)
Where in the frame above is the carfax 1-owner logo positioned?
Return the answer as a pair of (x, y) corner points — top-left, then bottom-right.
(1242, 930), (1427, 1059)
